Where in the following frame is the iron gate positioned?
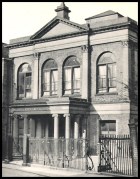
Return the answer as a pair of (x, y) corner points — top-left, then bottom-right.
(29, 137), (88, 170)
(12, 136), (23, 158)
(98, 135), (132, 176)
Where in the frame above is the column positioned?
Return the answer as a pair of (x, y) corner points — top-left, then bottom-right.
(82, 116), (87, 157)
(74, 115), (80, 139)
(53, 114), (59, 139)
(36, 119), (42, 138)
(64, 114), (70, 156)
(30, 118), (35, 137)
(24, 115), (28, 135)
(33, 52), (40, 99)
(52, 114), (59, 160)
(81, 45), (89, 99)
(45, 119), (49, 138)
(13, 115), (19, 155)
(74, 115), (80, 156)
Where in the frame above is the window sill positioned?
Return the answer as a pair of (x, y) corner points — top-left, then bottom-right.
(16, 97), (32, 100)
(95, 92), (118, 96)
(63, 94), (81, 97)
(41, 95), (59, 98)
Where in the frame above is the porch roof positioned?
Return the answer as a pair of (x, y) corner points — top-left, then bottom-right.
(10, 97), (90, 115)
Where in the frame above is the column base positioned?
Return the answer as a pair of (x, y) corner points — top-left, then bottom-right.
(22, 163), (31, 167)
(4, 159), (10, 164)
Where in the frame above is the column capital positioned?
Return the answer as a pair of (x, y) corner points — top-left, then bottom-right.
(121, 40), (137, 49)
(63, 114), (70, 118)
(121, 40), (129, 47)
(81, 45), (92, 53)
(23, 114), (28, 118)
(33, 52), (40, 59)
(52, 114), (59, 118)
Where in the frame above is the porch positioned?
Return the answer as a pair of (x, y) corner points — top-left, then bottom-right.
(10, 97), (90, 169)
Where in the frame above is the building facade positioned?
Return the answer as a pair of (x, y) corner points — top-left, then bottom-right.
(2, 43), (10, 160)
(5, 3), (138, 171)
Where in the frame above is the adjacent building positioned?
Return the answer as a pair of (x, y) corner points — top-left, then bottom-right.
(2, 43), (10, 160)
(4, 3), (138, 171)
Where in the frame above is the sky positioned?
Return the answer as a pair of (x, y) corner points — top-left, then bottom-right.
(2, 2), (138, 44)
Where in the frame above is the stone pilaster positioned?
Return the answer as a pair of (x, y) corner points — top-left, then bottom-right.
(128, 123), (138, 177)
(81, 45), (89, 100)
(13, 115), (19, 155)
(33, 52), (40, 99)
(121, 40), (131, 99)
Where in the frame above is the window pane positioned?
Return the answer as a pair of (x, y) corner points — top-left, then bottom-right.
(100, 121), (116, 135)
(18, 73), (25, 97)
(51, 70), (58, 95)
(19, 64), (31, 72)
(64, 68), (71, 94)
(108, 63), (116, 88)
(25, 73), (31, 89)
(98, 65), (106, 92)
(73, 67), (80, 93)
(43, 71), (50, 92)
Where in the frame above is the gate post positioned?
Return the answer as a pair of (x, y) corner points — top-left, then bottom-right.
(129, 123), (138, 177)
(97, 142), (101, 172)
(22, 134), (30, 166)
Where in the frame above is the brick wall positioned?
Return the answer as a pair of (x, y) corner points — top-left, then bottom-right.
(90, 41), (129, 103)
(38, 47), (82, 98)
(88, 113), (130, 155)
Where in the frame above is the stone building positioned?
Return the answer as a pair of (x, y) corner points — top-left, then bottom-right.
(2, 43), (10, 160)
(5, 3), (138, 171)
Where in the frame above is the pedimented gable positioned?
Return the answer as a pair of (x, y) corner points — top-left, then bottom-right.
(30, 17), (87, 40)
(41, 22), (79, 38)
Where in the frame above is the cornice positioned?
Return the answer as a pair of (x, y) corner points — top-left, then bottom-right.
(6, 30), (88, 49)
(91, 22), (137, 34)
(10, 97), (90, 108)
(6, 21), (137, 50)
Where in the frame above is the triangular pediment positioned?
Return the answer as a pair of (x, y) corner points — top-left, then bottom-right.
(30, 16), (87, 40)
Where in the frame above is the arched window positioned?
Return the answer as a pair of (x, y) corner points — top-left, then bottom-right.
(63, 56), (80, 95)
(17, 63), (32, 99)
(97, 52), (116, 93)
(42, 59), (58, 96)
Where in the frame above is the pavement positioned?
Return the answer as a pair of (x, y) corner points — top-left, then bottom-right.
(2, 160), (126, 177)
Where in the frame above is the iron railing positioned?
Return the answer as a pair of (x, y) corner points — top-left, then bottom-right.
(29, 137), (88, 170)
(98, 134), (132, 176)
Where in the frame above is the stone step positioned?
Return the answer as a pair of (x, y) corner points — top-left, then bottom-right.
(12, 155), (23, 160)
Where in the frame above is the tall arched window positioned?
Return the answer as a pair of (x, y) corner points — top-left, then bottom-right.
(42, 59), (58, 96)
(17, 63), (32, 99)
(97, 52), (116, 93)
(63, 56), (80, 95)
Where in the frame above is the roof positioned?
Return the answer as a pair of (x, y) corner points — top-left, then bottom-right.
(85, 10), (123, 20)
